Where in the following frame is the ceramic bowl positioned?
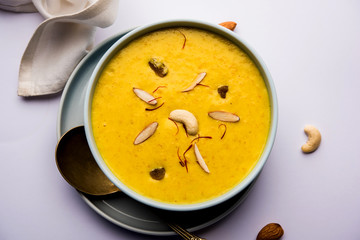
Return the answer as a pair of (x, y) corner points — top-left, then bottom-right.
(84, 19), (278, 211)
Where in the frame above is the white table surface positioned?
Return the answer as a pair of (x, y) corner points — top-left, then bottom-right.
(1, 1), (360, 239)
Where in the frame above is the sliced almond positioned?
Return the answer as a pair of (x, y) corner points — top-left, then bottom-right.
(208, 111), (240, 122)
(134, 122), (158, 145)
(133, 88), (157, 105)
(194, 143), (210, 173)
(182, 72), (207, 92)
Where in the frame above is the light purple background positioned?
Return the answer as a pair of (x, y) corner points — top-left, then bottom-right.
(1, 1), (360, 239)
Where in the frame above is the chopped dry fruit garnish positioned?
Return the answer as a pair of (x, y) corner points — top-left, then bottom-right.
(145, 102), (164, 111)
(217, 85), (229, 98)
(183, 144), (193, 159)
(177, 147), (185, 167)
(178, 30), (187, 49)
(197, 83), (210, 88)
(133, 87), (158, 105)
(182, 124), (189, 137)
(190, 135), (212, 144)
(152, 85), (167, 93)
(168, 117), (179, 135)
(150, 167), (165, 180)
(208, 111), (240, 122)
(147, 97), (162, 104)
(169, 109), (199, 135)
(219, 21), (237, 31)
(182, 72), (207, 92)
(194, 143), (210, 173)
(182, 144), (193, 172)
(148, 57), (168, 77)
(218, 124), (227, 139)
(134, 122), (158, 145)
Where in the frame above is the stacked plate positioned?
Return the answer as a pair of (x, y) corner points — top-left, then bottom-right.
(57, 20), (277, 236)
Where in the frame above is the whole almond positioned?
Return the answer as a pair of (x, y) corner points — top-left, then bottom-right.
(219, 21), (237, 31)
(256, 223), (284, 240)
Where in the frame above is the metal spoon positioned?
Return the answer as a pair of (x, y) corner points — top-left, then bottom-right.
(55, 126), (206, 240)
(55, 126), (119, 195)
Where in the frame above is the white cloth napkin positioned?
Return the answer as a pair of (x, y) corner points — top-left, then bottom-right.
(0, 0), (36, 12)
(0, 0), (118, 96)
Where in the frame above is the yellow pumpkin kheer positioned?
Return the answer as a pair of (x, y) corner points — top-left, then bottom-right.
(91, 27), (270, 204)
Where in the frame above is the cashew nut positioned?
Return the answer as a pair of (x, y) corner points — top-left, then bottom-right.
(169, 109), (198, 135)
(301, 125), (321, 153)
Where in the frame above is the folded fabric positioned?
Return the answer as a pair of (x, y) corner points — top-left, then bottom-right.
(0, 0), (119, 96)
(0, 0), (36, 12)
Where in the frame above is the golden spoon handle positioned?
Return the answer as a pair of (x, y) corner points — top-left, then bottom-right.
(167, 223), (206, 240)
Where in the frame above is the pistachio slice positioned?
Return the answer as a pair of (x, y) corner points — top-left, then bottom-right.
(194, 143), (210, 173)
(133, 88), (157, 105)
(149, 57), (168, 77)
(208, 111), (240, 122)
(134, 122), (158, 145)
(150, 167), (165, 180)
(182, 72), (207, 92)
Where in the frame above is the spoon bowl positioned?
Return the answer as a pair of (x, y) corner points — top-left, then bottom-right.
(55, 126), (119, 195)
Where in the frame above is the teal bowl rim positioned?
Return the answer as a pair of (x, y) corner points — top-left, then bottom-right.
(84, 19), (278, 211)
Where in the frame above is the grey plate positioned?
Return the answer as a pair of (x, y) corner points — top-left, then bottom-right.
(56, 30), (256, 236)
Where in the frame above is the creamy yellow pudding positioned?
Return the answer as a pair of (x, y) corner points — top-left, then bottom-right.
(91, 27), (270, 204)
